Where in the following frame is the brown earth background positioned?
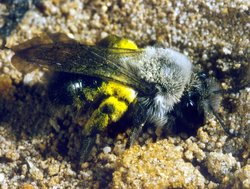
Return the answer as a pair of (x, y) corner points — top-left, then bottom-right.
(0, 0), (249, 188)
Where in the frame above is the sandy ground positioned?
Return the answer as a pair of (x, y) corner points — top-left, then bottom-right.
(0, 0), (249, 188)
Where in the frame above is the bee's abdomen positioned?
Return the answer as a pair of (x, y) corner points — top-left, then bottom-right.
(49, 73), (137, 136)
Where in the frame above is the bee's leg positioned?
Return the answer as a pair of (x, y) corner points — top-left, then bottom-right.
(126, 104), (147, 148)
(79, 135), (96, 164)
(126, 122), (146, 148)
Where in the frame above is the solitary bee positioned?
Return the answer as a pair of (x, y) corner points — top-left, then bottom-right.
(11, 33), (228, 161)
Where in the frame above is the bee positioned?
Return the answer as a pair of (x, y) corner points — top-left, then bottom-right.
(10, 33), (229, 161)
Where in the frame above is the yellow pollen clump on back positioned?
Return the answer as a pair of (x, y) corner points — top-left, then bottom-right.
(102, 81), (137, 103)
(83, 96), (128, 135)
(112, 38), (138, 50)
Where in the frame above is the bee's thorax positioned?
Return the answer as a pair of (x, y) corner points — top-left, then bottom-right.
(130, 47), (194, 127)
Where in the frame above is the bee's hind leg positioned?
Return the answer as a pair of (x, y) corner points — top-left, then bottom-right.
(79, 135), (96, 164)
(126, 122), (146, 148)
(126, 104), (147, 148)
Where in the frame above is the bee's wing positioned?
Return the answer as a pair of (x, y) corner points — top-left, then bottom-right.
(11, 33), (144, 90)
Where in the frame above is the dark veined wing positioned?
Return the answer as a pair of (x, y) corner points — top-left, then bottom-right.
(11, 33), (145, 91)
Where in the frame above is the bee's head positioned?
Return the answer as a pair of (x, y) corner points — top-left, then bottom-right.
(171, 73), (222, 135)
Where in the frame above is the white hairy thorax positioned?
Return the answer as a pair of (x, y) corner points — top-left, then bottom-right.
(121, 46), (193, 127)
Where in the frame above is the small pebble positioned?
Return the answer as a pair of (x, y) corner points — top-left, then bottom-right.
(0, 173), (5, 183)
(19, 183), (34, 189)
(48, 164), (60, 176)
(103, 146), (111, 154)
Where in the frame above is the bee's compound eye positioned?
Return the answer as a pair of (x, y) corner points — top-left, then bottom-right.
(186, 99), (195, 107)
(172, 90), (205, 135)
(185, 93), (201, 112)
(183, 95), (204, 128)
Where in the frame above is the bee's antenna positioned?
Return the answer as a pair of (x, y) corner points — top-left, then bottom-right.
(209, 82), (250, 137)
(208, 103), (237, 137)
